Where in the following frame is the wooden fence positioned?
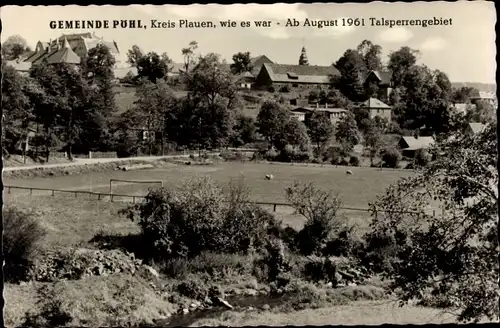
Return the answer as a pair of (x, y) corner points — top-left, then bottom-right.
(3, 184), (440, 218)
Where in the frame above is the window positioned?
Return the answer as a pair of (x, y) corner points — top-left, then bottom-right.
(292, 83), (298, 88)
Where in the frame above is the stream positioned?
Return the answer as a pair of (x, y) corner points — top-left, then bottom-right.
(154, 294), (291, 327)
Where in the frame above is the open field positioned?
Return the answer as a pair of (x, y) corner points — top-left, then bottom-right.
(4, 162), (415, 232)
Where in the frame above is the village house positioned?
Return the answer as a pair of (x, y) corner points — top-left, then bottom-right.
(398, 135), (435, 158)
(465, 122), (486, 137)
(291, 103), (347, 125)
(364, 70), (393, 102)
(358, 97), (392, 122)
(253, 47), (340, 90)
(23, 32), (120, 67)
(469, 90), (497, 107)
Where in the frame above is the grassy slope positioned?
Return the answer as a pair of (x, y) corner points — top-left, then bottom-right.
(4, 193), (137, 250)
(4, 274), (175, 328)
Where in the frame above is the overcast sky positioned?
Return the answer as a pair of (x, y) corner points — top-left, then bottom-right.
(1, 2), (496, 83)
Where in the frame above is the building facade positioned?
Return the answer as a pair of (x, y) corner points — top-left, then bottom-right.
(20, 32), (120, 69)
(254, 47), (340, 91)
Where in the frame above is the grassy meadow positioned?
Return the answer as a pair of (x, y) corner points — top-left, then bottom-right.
(4, 162), (413, 233)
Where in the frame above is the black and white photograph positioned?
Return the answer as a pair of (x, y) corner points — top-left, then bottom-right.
(1, 2), (498, 326)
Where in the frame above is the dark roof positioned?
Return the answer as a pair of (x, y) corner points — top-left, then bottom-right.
(470, 90), (495, 100)
(295, 106), (347, 114)
(261, 63), (340, 84)
(365, 70), (392, 85)
(360, 98), (391, 109)
(45, 39), (81, 64)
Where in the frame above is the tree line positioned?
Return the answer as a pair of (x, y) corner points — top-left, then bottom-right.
(2, 36), (495, 162)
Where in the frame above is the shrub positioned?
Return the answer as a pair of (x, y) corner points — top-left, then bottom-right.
(279, 85), (290, 93)
(414, 148), (431, 167)
(3, 206), (46, 282)
(122, 177), (280, 261)
(339, 158), (349, 166)
(176, 280), (210, 300)
(303, 257), (338, 284)
(267, 85), (275, 93)
(381, 147), (401, 168)
(322, 225), (365, 258)
(285, 181), (346, 256)
(349, 155), (360, 167)
(323, 146), (344, 164)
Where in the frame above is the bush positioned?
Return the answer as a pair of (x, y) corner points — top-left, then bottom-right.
(279, 85), (290, 93)
(3, 206), (46, 282)
(163, 252), (254, 279)
(278, 145), (312, 163)
(322, 225), (365, 258)
(414, 148), (431, 167)
(285, 182), (346, 256)
(323, 146), (344, 164)
(381, 147), (401, 168)
(267, 85), (275, 93)
(349, 156), (360, 167)
(338, 158), (349, 166)
(122, 177), (281, 261)
(303, 257), (338, 284)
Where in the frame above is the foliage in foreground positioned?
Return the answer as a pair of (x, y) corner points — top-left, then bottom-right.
(3, 206), (47, 282)
(122, 176), (281, 261)
(367, 121), (498, 322)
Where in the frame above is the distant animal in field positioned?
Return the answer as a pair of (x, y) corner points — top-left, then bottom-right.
(265, 174), (274, 180)
(346, 170), (353, 175)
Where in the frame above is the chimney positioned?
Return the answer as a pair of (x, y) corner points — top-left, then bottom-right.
(47, 39), (52, 51)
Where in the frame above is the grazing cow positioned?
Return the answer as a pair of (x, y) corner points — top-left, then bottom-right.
(265, 174), (274, 180)
(346, 170), (353, 175)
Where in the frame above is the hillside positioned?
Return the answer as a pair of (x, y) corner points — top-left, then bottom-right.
(451, 82), (496, 93)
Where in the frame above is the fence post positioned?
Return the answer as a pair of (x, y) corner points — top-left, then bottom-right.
(75, 192), (77, 198)
(98, 194), (101, 201)
(433, 210), (436, 217)
(273, 204), (277, 212)
(52, 189), (55, 196)
(111, 194), (114, 202)
(8, 187), (11, 194)
(30, 188), (32, 195)
(133, 196), (136, 204)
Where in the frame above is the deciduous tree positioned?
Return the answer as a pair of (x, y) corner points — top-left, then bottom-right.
(230, 51), (253, 75)
(306, 111), (334, 149)
(126, 45), (144, 67)
(368, 121), (498, 323)
(2, 35), (31, 60)
(335, 112), (360, 152)
(256, 100), (290, 149)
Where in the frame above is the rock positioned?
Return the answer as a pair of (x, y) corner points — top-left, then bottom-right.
(204, 296), (213, 306)
(247, 306), (256, 311)
(216, 297), (233, 309)
(144, 265), (160, 278)
(189, 303), (197, 309)
(244, 289), (258, 297)
(325, 282), (333, 288)
(19, 281), (27, 286)
(347, 282), (357, 287)
(261, 304), (270, 311)
(181, 308), (189, 315)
